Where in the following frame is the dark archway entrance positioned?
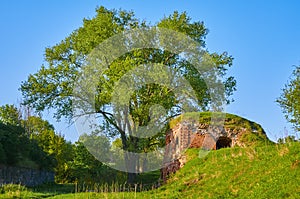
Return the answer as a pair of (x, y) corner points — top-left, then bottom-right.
(216, 136), (232, 149)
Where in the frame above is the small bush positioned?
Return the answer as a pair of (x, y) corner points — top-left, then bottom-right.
(0, 184), (27, 193)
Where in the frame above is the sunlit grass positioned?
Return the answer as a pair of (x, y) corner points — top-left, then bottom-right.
(1, 142), (299, 198)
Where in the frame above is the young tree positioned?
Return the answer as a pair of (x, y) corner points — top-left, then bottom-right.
(21, 7), (236, 182)
(277, 66), (300, 132)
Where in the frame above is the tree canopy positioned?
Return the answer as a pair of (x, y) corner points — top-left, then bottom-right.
(0, 104), (125, 184)
(277, 66), (300, 132)
(20, 6), (236, 179)
(0, 104), (21, 126)
(0, 105), (54, 169)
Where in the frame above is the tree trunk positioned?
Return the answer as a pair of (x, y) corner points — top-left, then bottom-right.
(124, 144), (139, 184)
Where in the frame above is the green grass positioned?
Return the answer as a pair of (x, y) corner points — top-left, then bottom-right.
(169, 112), (265, 132)
(156, 143), (300, 199)
(0, 183), (74, 198)
(1, 142), (299, 198)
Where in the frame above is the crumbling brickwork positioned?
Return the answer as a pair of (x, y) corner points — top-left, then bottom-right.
(161, 121), (247, 182)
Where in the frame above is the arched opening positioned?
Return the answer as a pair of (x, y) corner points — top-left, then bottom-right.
(216, 136), (232, 149)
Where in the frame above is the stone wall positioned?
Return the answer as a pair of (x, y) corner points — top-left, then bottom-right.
(161, 121), (248, 182)
(160, 113), (270, 182)
(0, 165), (54, 187)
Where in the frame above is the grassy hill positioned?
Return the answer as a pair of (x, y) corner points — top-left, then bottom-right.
(169, 112), (271, 147)
(154, 142), (300, 199)
(1, 141), (299, 198)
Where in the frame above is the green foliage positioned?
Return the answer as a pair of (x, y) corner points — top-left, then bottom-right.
(32, 182), (74, 195)
(277, 135), (299, 144)
(63, 140), (126, 185)
(277, 66), (300, 131)
(0, 184), (27, 193)
(2, 142), (300, 198)
(0, 184), (29, 198)
(0, 104), (127, 184)
(0, 104), (21, 126)
(20, 6), (140, 121)
(0, 183), (75, 198)
(0, 122), (23, 165)
(0, 104), (73, 174)
(239, 132), (269, 146)
(0, 143), (6, 164)
(169, 111), (212, 128)
(154, 142), (300, 199)
(20, 7), (236, 181)
(23, 116), (74, 181)
(0, 120), (53, 168)
(170, 112), (270, 146)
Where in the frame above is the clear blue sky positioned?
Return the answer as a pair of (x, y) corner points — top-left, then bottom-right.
(0, 0), (299, 142)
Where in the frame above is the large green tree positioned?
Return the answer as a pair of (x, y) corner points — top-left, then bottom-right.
(277, 66), (300, 132)
(21, 7), (236, 181)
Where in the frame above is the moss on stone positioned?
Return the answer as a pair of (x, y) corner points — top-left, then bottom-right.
(169, 112), (272, 146)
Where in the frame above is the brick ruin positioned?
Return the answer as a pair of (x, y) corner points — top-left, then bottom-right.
(160, 115), (267, 182)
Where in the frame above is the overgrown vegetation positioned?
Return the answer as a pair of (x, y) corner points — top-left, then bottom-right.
(0, 122), (53, 169)
(20, 6), (236, 182)
(0, 104), (124, 184)
(155, 143), (300, 199)
(1, 142), (299, 198)
(169, 112), (272, 147)
(0, 4), (299, 199)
